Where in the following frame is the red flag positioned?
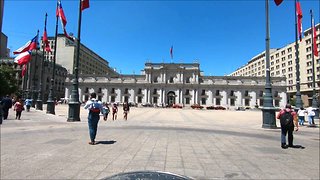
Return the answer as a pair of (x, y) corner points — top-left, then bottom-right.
(43, 30), (51, 52)
(13, 34), (38, 54)
(21, 64), (27, 77)
(170, 46), (173, 59)
(296, 1), (303, 41)
(56, 0), (70, 38)
(14, 51), (32, 65)
(312, 19), (318, 57)
(81, 0), (89, 11)
(274, 0), (283, 6)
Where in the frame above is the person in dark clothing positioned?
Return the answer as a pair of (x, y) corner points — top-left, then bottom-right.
(1, 95), (13, 120)
(276, 104), (299, 149)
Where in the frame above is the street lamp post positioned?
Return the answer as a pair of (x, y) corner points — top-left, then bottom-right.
(294, 0), (303, 109)
(262, 0), (277, 128)
(67, 0), (82, 122)
(36, 13), (48, 111)
(46, 12), (59, 114)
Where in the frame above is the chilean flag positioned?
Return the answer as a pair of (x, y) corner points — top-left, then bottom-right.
(43, 27), (52, 52)
(274, 0), (283, 6)
(21, 64), (27, 77)
(170, 46), (173, 59)
(312, 19), (318, 57)
(14, 51), (32, 65)
(13, 34), (38, 55)
(296, 1), (303, 41)
(56, 0), (70, 38)
(81, 0), (89, 11)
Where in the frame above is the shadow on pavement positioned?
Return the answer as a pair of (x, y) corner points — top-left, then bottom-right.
(97, 140), (117, 145)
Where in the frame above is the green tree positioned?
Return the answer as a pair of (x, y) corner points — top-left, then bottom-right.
(0, 66), (19, 97)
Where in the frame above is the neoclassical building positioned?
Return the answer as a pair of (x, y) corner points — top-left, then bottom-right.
(65, 63), (287, 108)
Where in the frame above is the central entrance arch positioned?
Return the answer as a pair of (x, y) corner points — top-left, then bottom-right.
(167, 91), (176, 107)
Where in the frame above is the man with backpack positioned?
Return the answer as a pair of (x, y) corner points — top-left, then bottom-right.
(276, 104), (299, 149)
(84, 93), (103, 145)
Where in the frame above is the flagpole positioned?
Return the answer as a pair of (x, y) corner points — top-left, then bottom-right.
(310, 9), (319, 119)
(294, 0), (303, 109)
(262, 0), (276, 129)
(31, 30), (39, 108)
(47, 3), (59, 114)
(37, 13), (48, 110)
(67, 0), (82, 121)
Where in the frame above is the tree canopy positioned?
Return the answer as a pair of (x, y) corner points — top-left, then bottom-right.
(0, 66), (19, 97)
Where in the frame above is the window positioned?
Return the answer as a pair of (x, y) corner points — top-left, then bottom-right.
(185, 98), (190, 105)
(259, 91), (263, 97)
(216, 98), (221, 105)
(244, 90), (249, 96)
(275, 100), (279, 107)
(230, 90), (234, 96)
(186, 77), (190, 83)
(307, 54), (312, 59)
(138, 97), (142, 103)
(153, 97), (158, 104)
(185, 89), (190, 95)
(169, 77), (174, 83)
(153, 89), (157, 94)
(288, 73), (293, 78)
(274, 91), (279, 97)
(124, 88), (129, 94)
(281, 50), (285, 55)
(137, 88), (142, 94)
(245, 99), (250, 106)
(230, 99), (235, 106)
(111, 96), (115, 102)
(201, 89), (206, 95)
(201, 98), (206, 105)
(287, 47), (292, 52)
(111, 88), (115, 93)
(216, 90), (220, 96)
(288, 54), (292, 59)
(153, 77), (158, 83)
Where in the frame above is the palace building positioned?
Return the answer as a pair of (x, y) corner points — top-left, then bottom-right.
(65, 62), (287, 109)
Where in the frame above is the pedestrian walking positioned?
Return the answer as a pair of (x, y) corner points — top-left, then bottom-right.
(0, 97), (3, 125)
(306, 106), (316, 126)
(1, 95), (13, 120)
(297, 107), (306, 126)
(14, 99), (24, 120)
(24, 97), (32, 112)
(103, 103), (110, 121)
(276, 104), (299, 149)
(123, 102), (130, 120)
(84, 93), (103, 145)
(112, 103), (118, 120)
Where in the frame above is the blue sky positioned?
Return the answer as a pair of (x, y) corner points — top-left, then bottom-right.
(2, 0), (319, 75)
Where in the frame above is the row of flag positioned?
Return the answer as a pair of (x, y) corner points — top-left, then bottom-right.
(13, 0), (89, 77)
(274, 0), (318, 56)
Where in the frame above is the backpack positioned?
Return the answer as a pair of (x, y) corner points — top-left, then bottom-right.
(90, 101), (101, 114)
(280, 111), (293, 126)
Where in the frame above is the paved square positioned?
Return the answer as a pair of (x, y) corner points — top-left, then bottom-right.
(1, 105), (319, 179)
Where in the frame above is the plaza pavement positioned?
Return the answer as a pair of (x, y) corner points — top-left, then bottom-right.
(0, 104), (319, 179)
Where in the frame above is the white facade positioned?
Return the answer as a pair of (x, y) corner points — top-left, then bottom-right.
(230, 23), (320, 107)
(65, 63), (287, 109)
